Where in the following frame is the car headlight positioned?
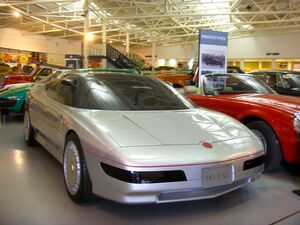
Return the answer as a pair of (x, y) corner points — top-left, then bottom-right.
(294, 113), (300, 134)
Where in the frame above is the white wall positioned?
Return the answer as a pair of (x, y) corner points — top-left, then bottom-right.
(47, 53), (67, 66)
(228, 33), (300, 59)
(1, 28), (299, 66)
(0, 28), (81, 55)
(132, 43), (198, 61)
(131, 32), (300, 63)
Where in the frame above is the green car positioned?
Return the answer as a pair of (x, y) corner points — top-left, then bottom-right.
(0, 83), (33, 113)
(0, 68), (139, 114)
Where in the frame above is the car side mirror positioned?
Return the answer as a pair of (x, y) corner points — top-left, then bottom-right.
(183, 85), (197, 94)
(62, 79), (77, 89)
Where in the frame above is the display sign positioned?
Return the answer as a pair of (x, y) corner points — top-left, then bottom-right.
(0, 53), (30, 63)
(198, 30), (228, 83)
(65, 54), (81, 59)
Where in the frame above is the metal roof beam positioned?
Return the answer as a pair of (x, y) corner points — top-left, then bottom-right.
(0, 0), (77, 6)
(114, 10), (300, 19)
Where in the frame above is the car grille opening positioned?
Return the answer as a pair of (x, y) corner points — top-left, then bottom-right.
(158, 178), (250, 202)
(243, 155), (265, 171)
(100, 162), (187, 184)
(0, 97), (17, 107)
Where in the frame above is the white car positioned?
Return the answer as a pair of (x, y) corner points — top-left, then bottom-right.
(24, 71), (264, 204)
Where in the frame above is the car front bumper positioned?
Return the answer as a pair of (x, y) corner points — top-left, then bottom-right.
(0, 97), (17, 108)
(85, 152), (264, 204)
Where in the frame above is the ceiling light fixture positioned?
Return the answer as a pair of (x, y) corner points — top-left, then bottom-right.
(13, 11), (20, 17)
(85, 32), (94, 41)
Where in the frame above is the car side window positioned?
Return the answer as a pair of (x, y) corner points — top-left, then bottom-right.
(275, 73), (284, 87)
(258, 73), (274, 87)
(46, 76), (78, 107)
(38, 68), (53, 77)
(253, 73), (267, 83)
(78, 80), (121, 110)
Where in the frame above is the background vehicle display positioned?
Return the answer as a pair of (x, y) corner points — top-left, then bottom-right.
(1, 64), (66, 87)
(0, 63), (11, 87)
(227, 66), (244, 73)
(250, 70), (300, 96)
(0, 83), (33, 113)
(25, 71), (264, 204)
(185, 73), (300, 171)
(154, 72), (193, 87)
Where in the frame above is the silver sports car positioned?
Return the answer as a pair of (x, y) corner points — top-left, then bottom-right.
(24, 71), (265, 204)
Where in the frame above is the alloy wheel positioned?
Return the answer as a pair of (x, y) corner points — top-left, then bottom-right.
(63, 141), (81, 195)
(251, 129), (268, 153)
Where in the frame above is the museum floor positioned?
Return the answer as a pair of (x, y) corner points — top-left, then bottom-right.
(0, 113), (300, 225)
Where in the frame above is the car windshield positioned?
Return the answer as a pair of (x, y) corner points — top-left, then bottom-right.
(203, 74), (275, 95)
(80, 74), (195, 110)
(282, 73), (300, 89)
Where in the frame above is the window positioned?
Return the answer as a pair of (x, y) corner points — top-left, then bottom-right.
(281, 73), (300, 89)
(203, 74), (274, 95)
(47, 76), (77, 107)
(77, 74), (195, 110)
(38, 68), (53, 77)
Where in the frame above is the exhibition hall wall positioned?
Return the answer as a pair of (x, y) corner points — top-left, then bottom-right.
(131, 32), (300, 59)
(0, 28), (81, 55)
(1, 27), (300, 69)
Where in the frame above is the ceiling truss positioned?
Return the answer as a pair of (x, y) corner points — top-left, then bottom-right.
(0, 0), (299, 47)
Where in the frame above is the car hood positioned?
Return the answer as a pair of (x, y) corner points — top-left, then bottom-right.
(0, 83), (33, 96)
(4, 82), (33, 89)
(107, 137), (262, 167)
(231, 94), (300, 113)
(78, 109), (254, 147)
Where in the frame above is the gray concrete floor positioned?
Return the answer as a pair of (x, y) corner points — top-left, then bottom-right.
(0, 113), (300, 225)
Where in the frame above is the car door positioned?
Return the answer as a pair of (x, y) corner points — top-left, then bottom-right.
(38, 75), (78, 153)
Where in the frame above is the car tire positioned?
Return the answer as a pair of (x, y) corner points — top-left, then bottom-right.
(63, 133), (92, 203)
(247, 121), (282, 171)
(24, 110), (36, 146)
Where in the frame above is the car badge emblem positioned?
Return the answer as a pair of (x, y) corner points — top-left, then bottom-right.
(202, 142), (213, 149)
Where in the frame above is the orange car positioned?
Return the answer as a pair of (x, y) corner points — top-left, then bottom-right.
(154, 72), (192, 87)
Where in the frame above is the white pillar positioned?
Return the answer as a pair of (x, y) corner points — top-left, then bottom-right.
(271, 58), (276, 70)
(240, 60), (244, 70)
(83, 0), (89, 69)
(258, 61), (263, 70)
(102, 20), (107, 69)
(151, 40), (156, 72)
(288, 61), (292, 70)
(126, 32), (130, 54)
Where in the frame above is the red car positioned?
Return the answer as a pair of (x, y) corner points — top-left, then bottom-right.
(185, 73), (300, 171)
(2, 65), (63, 87)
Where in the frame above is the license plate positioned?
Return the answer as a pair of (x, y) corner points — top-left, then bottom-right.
(202, 165), (233, 188)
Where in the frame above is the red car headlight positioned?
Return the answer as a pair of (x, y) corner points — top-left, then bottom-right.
(294, 113), (300, 134)
(294, 118), (300, 134)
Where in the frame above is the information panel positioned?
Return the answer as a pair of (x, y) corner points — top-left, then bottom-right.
(198, 30), (228, 82)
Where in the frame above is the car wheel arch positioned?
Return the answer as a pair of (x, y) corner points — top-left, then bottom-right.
(241, 116), (280, 139)
(64, 130), (87, 156)
(65, 129), (77, 144)
(241, 115), (285, 160)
